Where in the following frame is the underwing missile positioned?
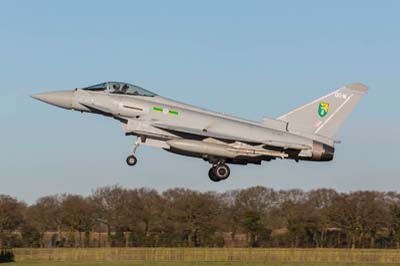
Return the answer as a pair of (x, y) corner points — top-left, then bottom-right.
(167, 139), (287, 159)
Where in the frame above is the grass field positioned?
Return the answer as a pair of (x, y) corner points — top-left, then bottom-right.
(8, 248), (400, 266)
(7, 261), (400, 266)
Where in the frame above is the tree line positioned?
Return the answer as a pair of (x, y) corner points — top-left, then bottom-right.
(1, 186), (400, 249)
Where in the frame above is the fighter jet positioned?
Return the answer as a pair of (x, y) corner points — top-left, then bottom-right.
(32, 82), (368, 182)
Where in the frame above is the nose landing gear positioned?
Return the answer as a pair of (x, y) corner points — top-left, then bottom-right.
(208, 163), (230, 182)
(126, 136), (143, 166)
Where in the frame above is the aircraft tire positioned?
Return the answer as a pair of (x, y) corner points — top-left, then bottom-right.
(126, 155), (138, 166)
(214, 164), (230, 180)
(208, 167), (221, 182)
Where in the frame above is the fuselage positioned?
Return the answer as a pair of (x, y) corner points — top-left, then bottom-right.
(71, 88), (332, 164)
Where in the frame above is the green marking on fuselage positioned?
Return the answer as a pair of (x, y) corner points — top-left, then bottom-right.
(153, 106), (179, 116)
(169, 110), (179, 115)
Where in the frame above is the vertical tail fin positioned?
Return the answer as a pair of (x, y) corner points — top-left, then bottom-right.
(277, 83), (368, 139)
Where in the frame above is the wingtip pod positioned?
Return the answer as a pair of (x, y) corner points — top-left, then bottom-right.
(345, 83), (369, 94)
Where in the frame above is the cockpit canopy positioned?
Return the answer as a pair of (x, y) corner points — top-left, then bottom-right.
(82, 81), (157, 97)
(83, 82), (108, 91)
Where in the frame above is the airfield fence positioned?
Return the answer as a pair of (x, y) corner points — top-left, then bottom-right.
(13, 248), (400, 264)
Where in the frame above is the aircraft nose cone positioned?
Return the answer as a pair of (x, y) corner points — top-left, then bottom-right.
(31, 90), (74, 109)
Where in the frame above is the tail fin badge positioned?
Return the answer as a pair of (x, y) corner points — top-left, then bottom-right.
(318, 102), (329, 117)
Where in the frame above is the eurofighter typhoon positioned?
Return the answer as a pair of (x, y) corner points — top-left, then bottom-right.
(32, 82), (368, 182)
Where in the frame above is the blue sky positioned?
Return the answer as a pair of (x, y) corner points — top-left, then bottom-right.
(1, 1), (399, 203)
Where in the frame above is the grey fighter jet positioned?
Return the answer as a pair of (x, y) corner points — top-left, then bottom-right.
(32, 82), (368, 182)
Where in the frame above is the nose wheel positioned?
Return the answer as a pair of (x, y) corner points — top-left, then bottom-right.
(208, 163), (230, 182)
(126, 155), (137, 166)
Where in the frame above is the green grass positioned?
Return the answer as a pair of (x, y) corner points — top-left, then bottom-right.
(9, 248), (400, 266)
(7, 261), (400, 266)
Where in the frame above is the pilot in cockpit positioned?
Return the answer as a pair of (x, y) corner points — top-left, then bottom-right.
(112, 83), (121, 93)
(122, 84), (129, 93)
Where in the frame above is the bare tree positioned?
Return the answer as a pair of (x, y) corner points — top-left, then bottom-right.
(91, 185), (128, 246)
(25, 195), (62, 247)
(163, 189), (223, 247)
(0, 195), (25, 248)
(1, 186), (400, 249)
(60, 195), (96, 247)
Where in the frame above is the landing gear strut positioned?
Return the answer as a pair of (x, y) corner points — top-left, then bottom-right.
(208, 163), (230, 182)
(126, 136), (143, 166)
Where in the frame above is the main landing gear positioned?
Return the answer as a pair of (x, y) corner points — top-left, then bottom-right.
(208, 163), (230, 182)
(126, 137), (142, 166)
